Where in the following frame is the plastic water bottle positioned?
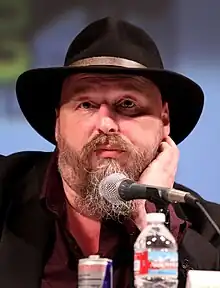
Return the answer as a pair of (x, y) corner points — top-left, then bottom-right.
(134, 213), (178, 288)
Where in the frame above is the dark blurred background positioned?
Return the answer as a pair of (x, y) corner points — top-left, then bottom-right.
(0, 0), (219, 201)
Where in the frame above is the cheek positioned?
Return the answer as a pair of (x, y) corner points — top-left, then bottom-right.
(57, 110), (94, 151)
(119, 118), (162, 148)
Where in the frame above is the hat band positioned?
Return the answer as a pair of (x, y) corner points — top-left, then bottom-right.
(69, 56), (146, 69)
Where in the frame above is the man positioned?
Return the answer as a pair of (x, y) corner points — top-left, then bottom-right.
(0, 17), (219, 288)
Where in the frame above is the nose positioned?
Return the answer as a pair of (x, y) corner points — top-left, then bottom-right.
(96, 104), (119, 134)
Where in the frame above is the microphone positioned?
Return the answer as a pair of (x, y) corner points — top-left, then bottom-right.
(99, 173), (198, 206)
(99, 173), (220, 237)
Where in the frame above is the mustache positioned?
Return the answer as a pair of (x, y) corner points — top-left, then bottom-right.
(81, 134), (131, 156)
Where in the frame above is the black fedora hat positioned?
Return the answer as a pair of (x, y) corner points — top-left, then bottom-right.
(16, 17), (204, 145)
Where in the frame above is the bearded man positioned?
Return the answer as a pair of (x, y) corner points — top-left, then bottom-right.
(0, 17), (220, 288)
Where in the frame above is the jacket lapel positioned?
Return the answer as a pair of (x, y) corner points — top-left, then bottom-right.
(175, 199), (220, 288)
(0, 152), (54, 288)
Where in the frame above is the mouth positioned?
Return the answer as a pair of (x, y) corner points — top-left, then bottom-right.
(95, 146), (125, 158)
(95, 145), (125, 151)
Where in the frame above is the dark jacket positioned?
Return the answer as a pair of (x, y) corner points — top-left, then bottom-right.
(0, 151), (220, 288)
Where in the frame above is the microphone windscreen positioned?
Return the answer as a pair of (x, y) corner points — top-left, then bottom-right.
(99, 173), (127, 204)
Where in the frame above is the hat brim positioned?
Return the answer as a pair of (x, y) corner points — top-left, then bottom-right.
(16, 65), (204, 145)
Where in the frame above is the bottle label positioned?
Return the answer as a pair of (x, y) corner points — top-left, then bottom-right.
(134, 250), (178, 277)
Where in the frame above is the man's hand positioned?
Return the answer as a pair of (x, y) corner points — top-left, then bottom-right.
(139, 136), (179, 188)
(132, 136), (179, 231)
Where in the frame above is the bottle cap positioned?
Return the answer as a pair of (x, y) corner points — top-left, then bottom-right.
(146, 213), (166, 223)
(88, 255), (100, 259)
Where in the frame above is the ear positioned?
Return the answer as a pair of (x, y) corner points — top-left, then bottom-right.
(161, 102), (170, 137)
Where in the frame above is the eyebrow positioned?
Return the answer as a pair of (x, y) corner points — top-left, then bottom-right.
(69, 84), (98, 95)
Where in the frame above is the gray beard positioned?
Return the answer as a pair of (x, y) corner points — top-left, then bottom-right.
(57, 133), (162, 220)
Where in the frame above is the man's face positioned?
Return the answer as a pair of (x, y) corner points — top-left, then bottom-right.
(55, 73), (170, 219)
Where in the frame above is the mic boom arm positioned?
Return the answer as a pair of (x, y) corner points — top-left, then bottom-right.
(118, 179), (220, 237)
(118, 180), (198, 206)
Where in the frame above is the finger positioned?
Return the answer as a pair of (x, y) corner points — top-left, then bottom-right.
(155, 141), (179, 169)
(158, 141), (170, 152)
(159, 138), (179, 158)
(164, 136), (177, 148)
(139, 139), (179, 188)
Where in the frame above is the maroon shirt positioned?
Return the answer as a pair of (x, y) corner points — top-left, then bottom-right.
(41, 155), (185, 288)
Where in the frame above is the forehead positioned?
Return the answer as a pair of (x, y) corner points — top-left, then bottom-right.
(62, 73), (161, 96)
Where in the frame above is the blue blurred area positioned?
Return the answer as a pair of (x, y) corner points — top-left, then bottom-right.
(0, 1), (220, 202)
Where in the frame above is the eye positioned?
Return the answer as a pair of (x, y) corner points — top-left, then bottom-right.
(119, 99), (136, 109)
(78, 101), (95, 109)
(116, 98), (145, 116)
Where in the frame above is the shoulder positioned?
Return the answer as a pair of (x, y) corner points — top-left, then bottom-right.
(1, 150), (51, 162)
(174, 181), (220, 222)
(0, 150), (51, 165)
(174, 181), (220, 212)
(174, 181), (220, 246)
(0, 150), (52, 183)
(174, 182), (202, 199)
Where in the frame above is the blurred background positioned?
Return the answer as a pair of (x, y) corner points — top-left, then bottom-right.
(0, 0), (219, 202)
